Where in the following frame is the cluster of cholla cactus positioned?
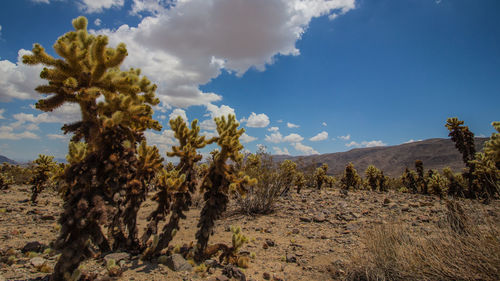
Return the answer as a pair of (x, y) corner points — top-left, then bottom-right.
(446, 118), (499, 201)
(195, 115), (256, 260)
(29, 154), (57, 204)
(364, 165), (387, 192)
(339, 162), (361, 193)
(0, 172), (14, 190)
(313, 163), (335, 189)
(278, 159), (298, 195)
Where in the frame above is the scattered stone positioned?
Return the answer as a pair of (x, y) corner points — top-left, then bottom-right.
(216, 275), (229, 281)
(263, 272), (271, 280)
(383, 198), (391, 205)
(299, 217), (311, 223)
(313, 214), (326, 223)
(286, 254), (296, 263)
(161, 254), (192, 272)
(30, 257), (46, 268)
(40, 215), (55, 221)
(205, 259), (218, 267)
(222, 264), (246, 281)
(22, 241), (46, 253)
(104, 252), (130, 263)
(292, 229), (299, 234)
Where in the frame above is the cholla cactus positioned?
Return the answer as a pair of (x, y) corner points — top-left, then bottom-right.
(484, 121), (500, 168)
(30, 154), (56, 204)
(339, 162), (361, 192)
(445, 118), (478, 198)
(443, 167), (464, 197)
(294, 171), (306, 194)
(279, 160), (297, 195)
(470, 152), (499, 201)
(149, 117), (212, 257)
(401, 168), (418, 193)
(365, 165), (380, 191)
(427, 170), (448, 198)
(0, 173), (14, 190)
(313, 163), (334, 189)
(23, 16), (161, 280)
(415, 160), (428, 194)
(195, 115), (256, 260)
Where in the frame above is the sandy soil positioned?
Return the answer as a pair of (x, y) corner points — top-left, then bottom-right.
(1, 184), (498, 281)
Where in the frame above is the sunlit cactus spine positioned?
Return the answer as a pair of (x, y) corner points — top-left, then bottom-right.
(29, 154), (56, 204)
(23, 16), (161, 280)
(195, 115), (256, 260)
(339, 162), (361, 193)
(148, 117), (211, 257)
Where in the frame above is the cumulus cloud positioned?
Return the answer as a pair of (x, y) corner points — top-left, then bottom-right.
(240, 133), (257, 143)
(0, 126), (39, 140)
(78, 0), (124, 13)
(292, 142), (319, 155)
(0, 109), (5, 119)
(10, 103), (80, 129)
(144, 129), (177, 155)
(267, 126), (279, 132)
(273, 146), (290, 155)
(168, 108), (188, 122)
(345, 140), (387, 148)
(131, 0), (171, 15)
(242, 112), (270, 128)
(0, 50), (44, 102)
(310, 131), (328, 141)
(322, 122), (327, 126)
(47, 133), (70, 140)
(265, 132), (283, 143)
(94, 18), (102, 26)
(92, 0), (355, 110)
(338, 134), (351, 140)
(287, 122), (300, 128)
(283, 133), (304, 143)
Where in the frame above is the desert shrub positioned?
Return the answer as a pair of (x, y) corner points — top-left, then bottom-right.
(339, 162), (361, 192)
(427, 170), (448, 198)
(237, 152), (284, 215)
(0, 163), (32, 185)
(364, 165), (380, 191)
(346, 201), (500, 281)
(314, 163), (335, 189)
(29, 154), (57, 204)
(279, 159), (298, 195)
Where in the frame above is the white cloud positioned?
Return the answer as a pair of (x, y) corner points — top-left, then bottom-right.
(144, 129), (177, 155)
(94, 18), (102, 26)
(240, 133), (257, 143)
(0, 109), (4, 119)
(78, 0), (124, 13)
(256, 144), (267, 153)
(404, 139), (422, 144)
(283, 133), (304, 143)
(0, 126), (39, 140)
(0, 50), (44, 102)
(273, 146), (290, 155)
(47, 133), (70, 140)
(92, 0), (355, 109)
(10, 103), (80, 129)
(131, 0), (170, 15)
(267, 126), (279, 132)
(338, 134), (351, 140)
(277, 119), (283, 123)
(287, 122), (300, 128)
(243, 112), (270, 128)
(310, 131), (328, 141)
(200, 119), (216, 131)
(168, 108), (188, 122)
(322, 122), (327, 126)
(265, 132), (283, 143)
(292, 142), (319, 155)
(206, 104), (236, 119)
(346, 140), (387, 148)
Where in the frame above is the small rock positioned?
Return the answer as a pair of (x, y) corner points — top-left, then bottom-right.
(401, 207), (410, 212)
(216, 275), (229, 281)
(22, 241), (46, 253)
(265, 239), (275, 247)
(299, 217), (311, 222)
(104, 252), (130, 263)
(161, 254), (192, 272)
(40, 215), (55, 221)
(291, 229), (299, 234)
(383, 198), (391, 205)
(205, 259), (218, 267)
(313, 214), (326, 223)
(222, 265), (246, 281)
(263, 272), (271, 280)
(30, 257), (46, 268)
(286, 254), (296, 263)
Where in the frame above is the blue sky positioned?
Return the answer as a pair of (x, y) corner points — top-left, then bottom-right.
(0, 0), (499, 162)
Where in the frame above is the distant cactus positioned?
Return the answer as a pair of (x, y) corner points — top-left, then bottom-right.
(415, 160), (428, 194)
(365, 165), (380, 191)
(443, 167), (465, 197)
(401, 168), (418, 193)
(30, 154), (56, 204)
(279, 160), (298, 195)
(484, 122), (500, 169)
(294, 171), (306, 194)
(339, 162), (361, 192)
(195, 115), (256, 260)
(0, 172), (14, 190)
(427, 170), (448, 199)
(378, 170), (388, 192)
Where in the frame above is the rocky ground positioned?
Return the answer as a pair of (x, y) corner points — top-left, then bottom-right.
(0, 185), (499, 281)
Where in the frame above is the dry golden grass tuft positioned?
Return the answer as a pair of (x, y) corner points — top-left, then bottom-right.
(346, 200), (500, 281)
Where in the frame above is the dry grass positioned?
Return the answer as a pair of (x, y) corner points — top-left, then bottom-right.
(346, 200), (500, 281)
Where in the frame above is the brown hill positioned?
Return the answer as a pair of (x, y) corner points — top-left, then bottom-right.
(273, 138), (488, 177)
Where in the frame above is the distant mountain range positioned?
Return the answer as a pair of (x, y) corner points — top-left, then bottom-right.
(0, 155), (17, 165)
(273, 138), (488, 177)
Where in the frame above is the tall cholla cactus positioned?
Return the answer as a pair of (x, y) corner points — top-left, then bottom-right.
(279, 159), (298, 195)
(0, 172), (14, 190)
(23, 16), (161, 280)
(415, 160), (428, 194)
(401, 167), (418, 193)
(427, 170), (448, 199)
(484, 122), (500, 169)
(294, 171), (306, 194)
(149, 117), (212, 257)
(364, 165), (380, 191)
(340, 162), (361, 192)
(445, 118), (477, 198)
(314, 163), (328, 189)
(195, 115), (256, 260)
(30, 154), (56, 204)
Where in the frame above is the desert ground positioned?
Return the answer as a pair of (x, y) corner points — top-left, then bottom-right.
(1, 184), (499, 281)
